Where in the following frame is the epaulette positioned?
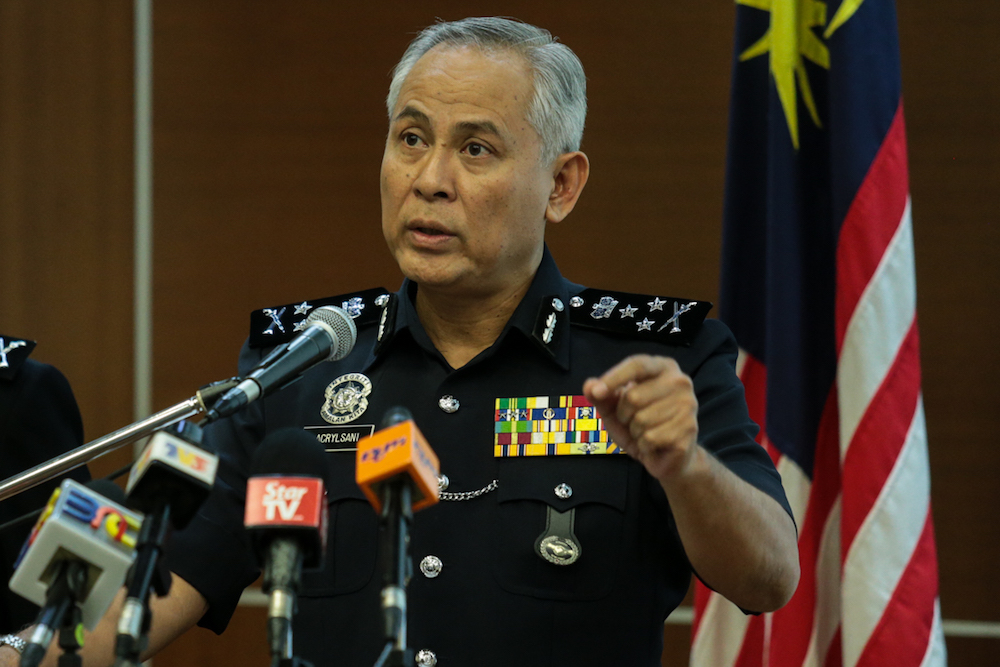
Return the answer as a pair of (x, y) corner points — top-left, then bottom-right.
(249, 287), (392, 348)
(565, 288), (712, 346)
(0, 335), (37, 381)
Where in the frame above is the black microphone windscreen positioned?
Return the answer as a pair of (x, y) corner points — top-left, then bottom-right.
(251, 428), (327, 478)
(379, 406), (413, 430)
(87, 479), (126, 505)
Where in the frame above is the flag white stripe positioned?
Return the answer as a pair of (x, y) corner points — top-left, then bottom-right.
(837, 198), (915, 458)
(919, 599), (948, 667)
(809, 495), (843, 667)
(690, 592), (750, 666)
(842, 398), (929, 667)
(776, 455), (810, 529)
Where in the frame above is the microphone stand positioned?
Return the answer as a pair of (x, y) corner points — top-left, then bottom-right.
(373, 481), (414, 667)
(114, 504), (173, 667)
(0, 378), (239, 502)
(20, 560), (89, 667)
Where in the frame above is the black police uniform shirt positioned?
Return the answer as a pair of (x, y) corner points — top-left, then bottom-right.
(0, 349), (91, 633)
(166, 247), (793, 667)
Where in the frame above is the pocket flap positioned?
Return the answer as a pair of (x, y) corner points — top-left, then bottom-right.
(496, 456), (628, 511)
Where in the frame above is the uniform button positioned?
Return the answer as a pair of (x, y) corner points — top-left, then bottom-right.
(570, 296), (584, 308)
(551, 297), (564, 312)
(554, 483), (573, 499)
(437, 474), (450, 492)
(438, 395), (460, 413)
(420, 555), (443, 578)
(416, 649), (437, 666)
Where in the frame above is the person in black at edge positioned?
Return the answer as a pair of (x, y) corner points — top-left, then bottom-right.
(0, 337), (90, 641)
(0, 17), (799, 667)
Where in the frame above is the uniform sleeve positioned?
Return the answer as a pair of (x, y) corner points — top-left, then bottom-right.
(687, 319), (794, 521)
(164, 340), (267, 633)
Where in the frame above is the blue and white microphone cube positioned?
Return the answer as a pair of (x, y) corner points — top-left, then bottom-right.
(8, 479), (143, 630)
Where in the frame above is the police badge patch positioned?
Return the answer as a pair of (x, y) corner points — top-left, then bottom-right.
(321, 373), (372, 425)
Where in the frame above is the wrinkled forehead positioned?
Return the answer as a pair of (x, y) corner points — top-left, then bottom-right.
(394, 43), (535, 113)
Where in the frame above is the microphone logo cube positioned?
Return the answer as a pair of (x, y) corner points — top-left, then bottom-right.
(356, 420), (440, 513)
(8, 480), (143, 630)
(245, 478), (325, 527)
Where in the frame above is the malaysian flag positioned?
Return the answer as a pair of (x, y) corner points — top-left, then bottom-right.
(690, 1), (947, 666)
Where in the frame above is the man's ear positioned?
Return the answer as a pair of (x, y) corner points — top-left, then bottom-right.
(545, 151), (590, 224)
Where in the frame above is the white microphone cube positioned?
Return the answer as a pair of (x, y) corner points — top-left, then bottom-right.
(8, 479), (143, 630)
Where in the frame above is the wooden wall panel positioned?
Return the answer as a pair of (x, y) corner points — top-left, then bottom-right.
(1, 1), (997, 665)
(0, 1), (133, 477)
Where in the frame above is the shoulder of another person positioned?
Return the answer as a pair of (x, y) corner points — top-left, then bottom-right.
(247, 287), (392, 349)
(0, 335), (37, 382)
(565, 287), (713, 347)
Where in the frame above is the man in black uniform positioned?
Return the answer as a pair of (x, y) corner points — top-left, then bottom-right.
(0, 16), (798, 667)
(0, 338), (90, 637)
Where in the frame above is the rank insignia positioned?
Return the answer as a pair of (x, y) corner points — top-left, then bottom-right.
(492, 395), (623, 457)
(249, 287), (390, 348)
(321, 373), (372, 425)
(530, 294), (569, 361)
(0, 335), (37, 381)
(569, 288), (712, 346)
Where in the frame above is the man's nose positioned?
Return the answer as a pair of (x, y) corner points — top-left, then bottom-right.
(413, 147), (456, 201)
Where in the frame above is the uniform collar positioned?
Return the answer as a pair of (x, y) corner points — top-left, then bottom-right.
(365, 245), (575, 371)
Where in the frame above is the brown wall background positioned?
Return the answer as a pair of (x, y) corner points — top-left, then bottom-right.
(1, 1), (997, 665)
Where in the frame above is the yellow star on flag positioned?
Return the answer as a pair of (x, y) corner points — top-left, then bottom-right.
(736, 0), (833, 149)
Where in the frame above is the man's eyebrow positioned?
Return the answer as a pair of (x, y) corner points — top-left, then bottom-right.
(393, 107), (504, 139)
(454, 120), (503, 138)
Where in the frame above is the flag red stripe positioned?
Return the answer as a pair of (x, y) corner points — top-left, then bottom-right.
(854, 513), (940, 666)
(840, 320), (921, 549)
(768, 387), (842, 666)
(835, 104), (910, 353)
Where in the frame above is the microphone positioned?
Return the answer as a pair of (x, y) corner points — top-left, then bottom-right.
(244, 428), (329, 666)
(356, 408), (440, 662)
(114, 421), (218, 666)
(8, 479), (142, 667)
(206, 306), (357, 421)
(356, 407), (440, 514)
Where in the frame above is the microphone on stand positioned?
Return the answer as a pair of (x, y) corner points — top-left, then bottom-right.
(114, 420), (218, 667)
(356, 407), (440, 667)
(206, 306), (357, 422)
(244, 428), (329, 667)
(8, 479), (143, 667)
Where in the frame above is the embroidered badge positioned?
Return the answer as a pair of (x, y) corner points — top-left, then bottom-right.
(321, 373), (372, 425)
(493, 396), (623, 457)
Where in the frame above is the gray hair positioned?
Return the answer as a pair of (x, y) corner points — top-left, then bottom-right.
(386, 17), (587, 164)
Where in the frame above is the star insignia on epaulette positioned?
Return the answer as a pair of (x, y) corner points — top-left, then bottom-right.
(568, 288), (713, 347)
(648, 297), (667, 312)
(249, 288), (390, 348)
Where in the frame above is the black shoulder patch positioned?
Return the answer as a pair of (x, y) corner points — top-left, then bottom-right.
(0, 335), (37, 381)
(249, 288), (391, 348)
(567, 288), (712, 346)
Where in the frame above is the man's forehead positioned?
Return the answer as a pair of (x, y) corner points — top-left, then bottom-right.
(393, 45), (532, 110)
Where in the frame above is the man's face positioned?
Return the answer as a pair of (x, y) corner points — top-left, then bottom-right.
(380, 45), (553, 299)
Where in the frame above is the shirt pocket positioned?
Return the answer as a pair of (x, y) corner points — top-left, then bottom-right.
(491, 455), (629, 601)
(299, 451), (378, 597)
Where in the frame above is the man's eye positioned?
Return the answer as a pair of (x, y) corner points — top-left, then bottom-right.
(466, 143), (490, 157)
(403, 133), (421, 147)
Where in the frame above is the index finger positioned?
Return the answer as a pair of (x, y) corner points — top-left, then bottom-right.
(587, 355), (679, 399)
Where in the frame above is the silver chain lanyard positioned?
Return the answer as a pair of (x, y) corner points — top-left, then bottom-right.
(439, 479), (498, 502)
